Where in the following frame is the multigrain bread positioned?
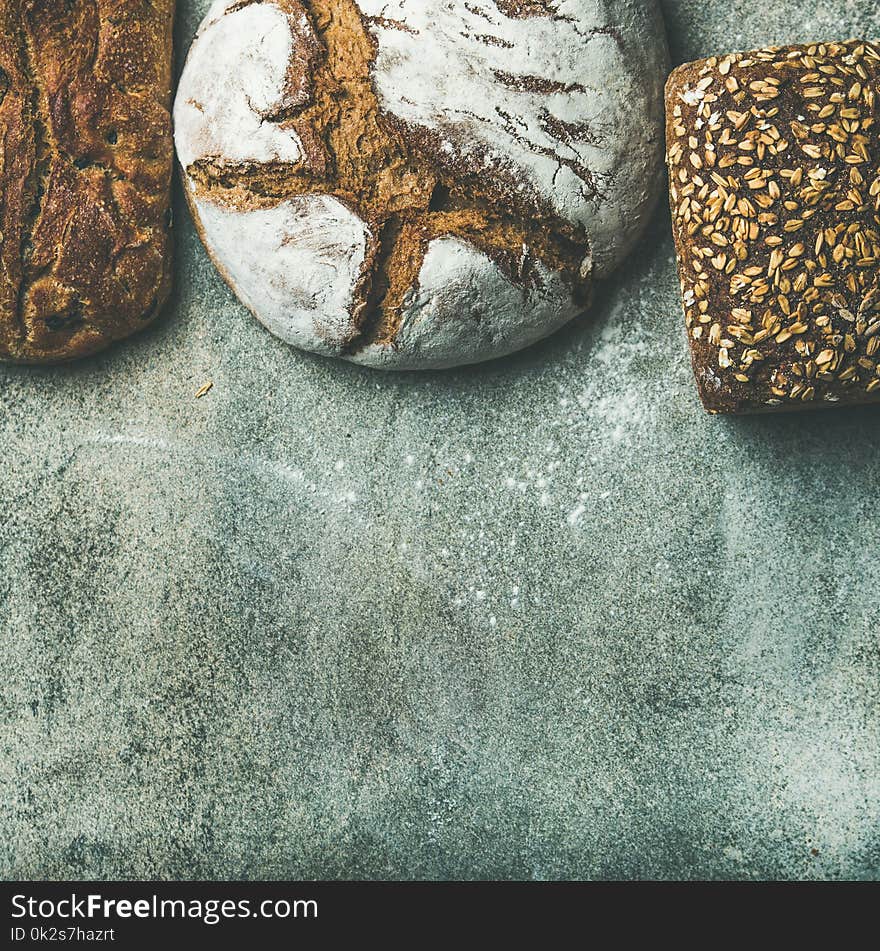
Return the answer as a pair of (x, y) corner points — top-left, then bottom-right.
(667, 40), (880, 414)
(174, 0), (669, 369)
(0, 0), (175, 364)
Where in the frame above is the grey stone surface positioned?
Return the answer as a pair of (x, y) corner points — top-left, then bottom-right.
(1, 0), (879, 881)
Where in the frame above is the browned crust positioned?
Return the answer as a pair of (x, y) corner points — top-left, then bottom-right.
(666, 39), (880, 414)
(0, 0), (175, 364)
(184, 0), (590, 354)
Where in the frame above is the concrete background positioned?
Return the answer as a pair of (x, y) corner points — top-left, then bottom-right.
(2, 0), (878, 881)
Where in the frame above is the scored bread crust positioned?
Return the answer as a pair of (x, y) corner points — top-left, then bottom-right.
(175, 0), (668, 369)
(0, 0), (175, 364)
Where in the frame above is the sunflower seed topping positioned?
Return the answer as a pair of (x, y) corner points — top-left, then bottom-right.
(667, 39), (880, 413)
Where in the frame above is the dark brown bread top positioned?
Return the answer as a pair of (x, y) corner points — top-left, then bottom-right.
(0, 0), (174, 364)
(666, 40), (880, 414)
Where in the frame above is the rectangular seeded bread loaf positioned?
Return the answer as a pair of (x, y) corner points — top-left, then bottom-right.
(0, 0), (175, 363)
(666, 40), (880, 414)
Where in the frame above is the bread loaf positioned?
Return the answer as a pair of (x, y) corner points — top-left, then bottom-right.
(0, 0), (175, 363)
(175, 0), (668, 369)
(667, 40), (880, 414)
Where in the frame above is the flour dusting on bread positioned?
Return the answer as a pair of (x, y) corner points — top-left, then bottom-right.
(194, 195), (371, 351)
(357, 237), (580, 367)
(358, 0), (661, 277)
(174, 0), (668, 369)
(175, 1), (309, 168)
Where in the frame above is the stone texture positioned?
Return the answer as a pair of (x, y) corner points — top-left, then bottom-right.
(1, 0), (878, 881)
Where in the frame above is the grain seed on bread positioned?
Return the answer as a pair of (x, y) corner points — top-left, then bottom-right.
(667, 40), (880, 413)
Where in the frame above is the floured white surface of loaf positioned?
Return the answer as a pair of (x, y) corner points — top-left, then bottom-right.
(194, 196), (371, 353)
(175, 0), (309, 168)
(355, 237), (581, 369)
(357, 0), (667, 277)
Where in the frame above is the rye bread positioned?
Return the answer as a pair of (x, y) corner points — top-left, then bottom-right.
(175, 0), (669, 369)
(0, 0), (175, 364)
(667, 40), (880, 414)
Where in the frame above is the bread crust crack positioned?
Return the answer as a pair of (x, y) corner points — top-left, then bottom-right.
(184, 0), (590, 352)
(0, 0), (175, 364)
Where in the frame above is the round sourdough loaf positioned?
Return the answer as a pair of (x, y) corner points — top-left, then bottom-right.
(174, 0), (669, 369)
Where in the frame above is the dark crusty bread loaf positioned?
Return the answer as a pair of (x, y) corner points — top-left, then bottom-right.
(667, 40), (880, 414)
(0, 0), (175, 364)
